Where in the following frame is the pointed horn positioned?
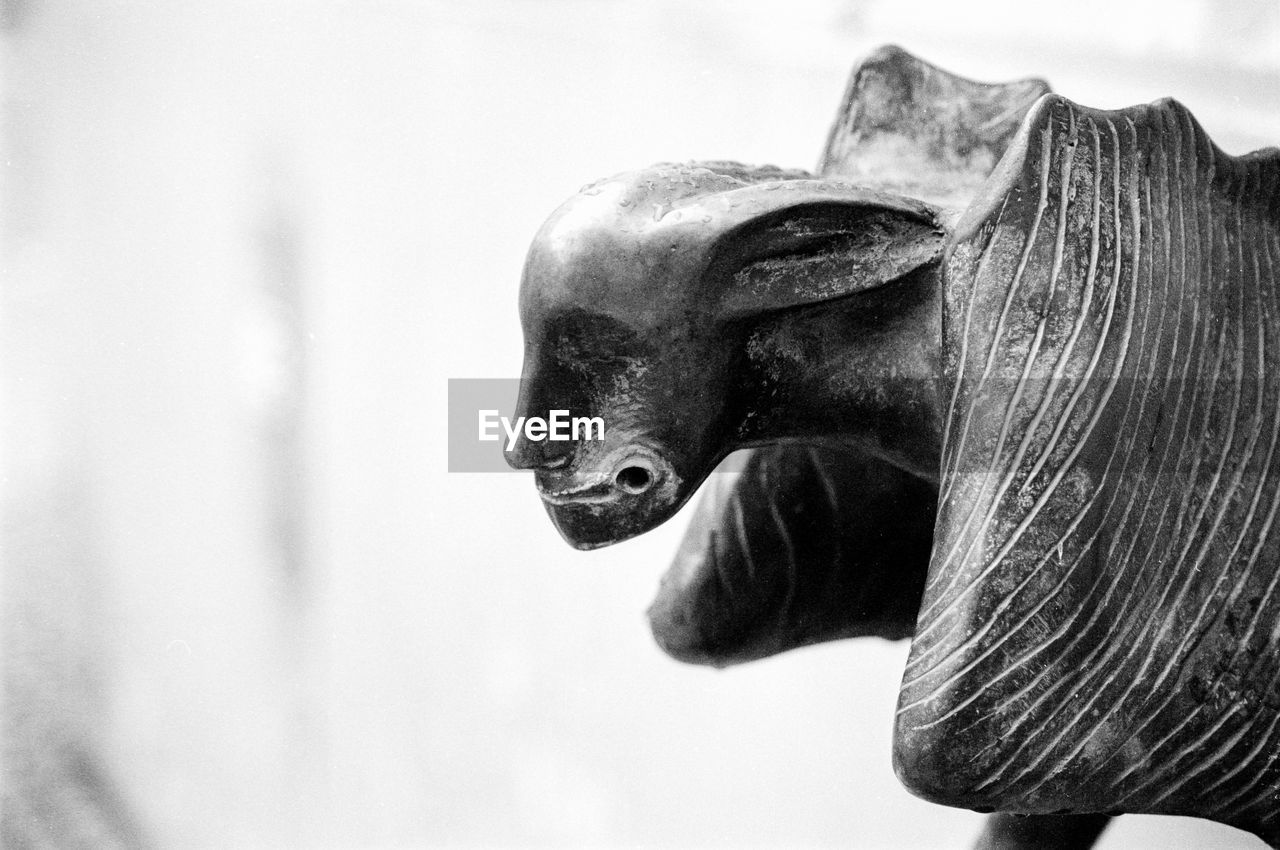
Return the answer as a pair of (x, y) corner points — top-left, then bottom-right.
(820, 44), (1050, 206)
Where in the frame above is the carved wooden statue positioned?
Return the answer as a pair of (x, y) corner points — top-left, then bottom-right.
(508, 45), (1280, 847)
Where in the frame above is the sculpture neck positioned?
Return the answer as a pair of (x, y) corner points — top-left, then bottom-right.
(732, 263), (943, 483)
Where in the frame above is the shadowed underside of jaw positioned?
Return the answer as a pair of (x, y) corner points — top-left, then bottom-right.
(647, 443), (935, 667)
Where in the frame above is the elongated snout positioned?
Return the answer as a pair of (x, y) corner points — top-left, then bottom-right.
(534, 445), (665, 503)
(531, 442), (684, 549)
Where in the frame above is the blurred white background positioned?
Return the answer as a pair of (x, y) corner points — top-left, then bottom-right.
(3, 1), (1278, 847)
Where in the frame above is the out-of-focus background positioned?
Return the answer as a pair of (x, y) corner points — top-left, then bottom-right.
(3, 1), (1278, 847)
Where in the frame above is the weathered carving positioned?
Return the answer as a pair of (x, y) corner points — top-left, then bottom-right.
(509, 44), (1280, 847)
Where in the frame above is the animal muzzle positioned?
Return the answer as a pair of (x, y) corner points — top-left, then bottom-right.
(534, 444), (685, 550)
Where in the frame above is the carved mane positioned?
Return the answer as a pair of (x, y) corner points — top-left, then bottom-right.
(899, 94), (1280, 838)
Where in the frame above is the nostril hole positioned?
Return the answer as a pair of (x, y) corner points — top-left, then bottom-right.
(615, 465), (652, 494)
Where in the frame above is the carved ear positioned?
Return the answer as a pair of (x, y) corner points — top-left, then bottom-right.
(687, 181), (944, 318)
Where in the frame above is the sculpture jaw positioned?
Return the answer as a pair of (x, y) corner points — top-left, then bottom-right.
(647, 443), (938, 667)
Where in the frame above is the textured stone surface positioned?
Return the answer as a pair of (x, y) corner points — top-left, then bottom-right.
(896, 95), (1280, 842)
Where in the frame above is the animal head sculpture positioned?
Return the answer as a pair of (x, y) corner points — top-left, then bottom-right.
(510, 45), (1280, 845)
(510, 161), (944, 547)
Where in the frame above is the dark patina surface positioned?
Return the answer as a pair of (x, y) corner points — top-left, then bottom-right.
(510, 45), (1280, 848)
